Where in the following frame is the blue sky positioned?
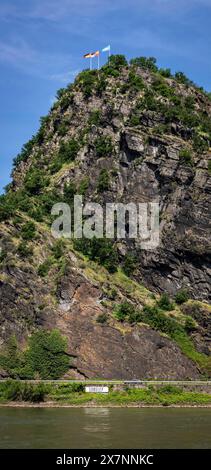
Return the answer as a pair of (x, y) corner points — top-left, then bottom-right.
(1, 0), (211, 193)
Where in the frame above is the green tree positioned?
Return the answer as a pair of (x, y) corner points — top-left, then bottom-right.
(97, 169), (110, 192)
(94, 136), (113, 158)
(26, 330), (70, 379)
(20, 221), (36, 240)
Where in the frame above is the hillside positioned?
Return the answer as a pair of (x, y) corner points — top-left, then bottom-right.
(0, 55), (211, 380)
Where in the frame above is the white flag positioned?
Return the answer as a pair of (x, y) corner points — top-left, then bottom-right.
(102, 45), (110, 52)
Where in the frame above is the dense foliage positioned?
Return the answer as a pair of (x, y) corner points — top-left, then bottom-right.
(0, 330), (70, 379)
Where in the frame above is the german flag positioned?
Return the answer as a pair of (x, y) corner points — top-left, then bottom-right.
(83, 52), (95, 59)
(83, 51), (99, 58)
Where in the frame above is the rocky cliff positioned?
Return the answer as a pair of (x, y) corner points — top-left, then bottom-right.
(0, 55), (210, 379)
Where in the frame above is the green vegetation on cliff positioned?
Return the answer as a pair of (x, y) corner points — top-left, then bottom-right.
(0, 330), (70, 380)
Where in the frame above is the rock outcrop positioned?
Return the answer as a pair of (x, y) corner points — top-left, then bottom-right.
(0, 56), (210, 378)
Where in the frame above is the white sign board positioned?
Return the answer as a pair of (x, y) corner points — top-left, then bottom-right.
(85, 386), (109, 394)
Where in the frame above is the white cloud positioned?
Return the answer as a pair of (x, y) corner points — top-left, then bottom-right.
(50, 70), (79, 83)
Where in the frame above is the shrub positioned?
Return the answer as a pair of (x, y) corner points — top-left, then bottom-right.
(193, 133), (209, 153)
(57, 121), (69, 137)
(208, 160), (211, 175)
(0, 194), (16, 222)
(96, 313), (108, 324)
(159, 68), (172, 78)
(88, 109), (101, 126)
(38, 259), (53, 277)
(26, 330), (70, 379)
(20, 221), (36, 240)
(152, 77), (173, 98)
(114, 301), (135, 322)
(63, 181), (77, 203)
(77, 70), (97, 98)
(24, 168), (48, 195)
(97, 169), (110, 192)
(79, 177), (90, 195)
(175, 289), (189, 305)
(122, 254), (138, 277)
(73, 237), (118, 273)
(94, 136), (113, 158)
(50, 158), (63, 175)
(157, 293), (174, 311)
(108, 54), (128, 70)
(175, 71), (194, 87)
(17, 242), (33, 258)
(130, 56), (158, 72)
(128, 71), (145, 91)
(51, 240), (65, 260)
(96, 76), (107, 96)
(143, 305), (181, 336)
(185, 317), (197, 333)
(0, 380), (48, 402)
(0, 248), (6, 263)
(129, 114), (140, 126)
(58, 139), (80, 163)
(179, 148), (193, 166)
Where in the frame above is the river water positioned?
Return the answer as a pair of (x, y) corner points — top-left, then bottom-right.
(0, 407), (211, 449)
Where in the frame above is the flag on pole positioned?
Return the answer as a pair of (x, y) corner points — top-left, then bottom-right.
(83, 52), (95, 59)
(83, 51), (100, 70)
(102, 45), (111, 53)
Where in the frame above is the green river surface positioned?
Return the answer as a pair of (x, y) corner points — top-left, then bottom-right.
(0, 408), (211, 449)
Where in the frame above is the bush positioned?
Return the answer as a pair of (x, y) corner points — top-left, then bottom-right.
(51, 240), (65, 260)
(208, 160), (211, 175)
(122, 254), (138, 277)
(20, 221), (36, 240)
(152, 77), (173, 98)
(185, 317), (197, 333)
(130, 56), (158, 72)
(17, 242), (33, 258)
(26, 330), (70, 379)
(96, 313), (108, 324)
(128, 71), (145, 91)
(159, 68), (172, 78)
(108, 54), (128, 70)
(38, 259), (53, 277)
(58, 139), (80, 163)
(77, 70), (97, 98)
(94, 136), (113, 158)
(0, 380), (48, 402)
(97, 169), (110, 192)
(175, 71), (194, 87)
(179, 148), (193, 166)
(193, 133), (209, 154)
(0, 194), (16, 222)
(114, 302), (134, 322)
(157, 293), (174, 311)
(0, 330), (70, 380)
(88, 110), (101, 126)
(74, 237), (118, 273)
(24, 168), (48, 195)
(57, 121), (69, 137)
(142, 305), (181, 336)
(63, 181), (77, 203)
(175, 289), (189, 305)
(79, 177), (90, 195)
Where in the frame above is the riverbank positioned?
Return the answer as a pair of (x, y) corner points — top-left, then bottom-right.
(2, 402), (211, 408)
(1, 381), (211, 407)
